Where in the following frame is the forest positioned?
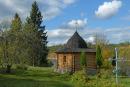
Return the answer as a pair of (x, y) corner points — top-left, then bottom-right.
(0, 1), (48, 73)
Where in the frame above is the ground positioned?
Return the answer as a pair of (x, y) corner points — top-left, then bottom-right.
(0, 67), (130, 87)
(0, 67), (73, 87)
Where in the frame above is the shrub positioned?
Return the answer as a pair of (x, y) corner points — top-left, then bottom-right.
(71, 69), (124, 87)
(59, 72), (71, 81)
(71, 70), (89, 87)
(94, 69), (124, 87)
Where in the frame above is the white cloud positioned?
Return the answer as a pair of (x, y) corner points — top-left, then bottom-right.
(95, 0), (122, 19)
(121, 15), (130, 21)
(86, 36), (95, 43)
(0, 0), (76, 21)
(47, 25), (130, 46)
(47, 28), (74, 46)
(63, 0), (75, 5)
(0, 18), (11, 29)
(68, 19), (87, 28)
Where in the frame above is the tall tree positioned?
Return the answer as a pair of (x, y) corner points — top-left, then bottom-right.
(80, 51), (87, 73)
(96, 45), (103, 73)
(80, 51), (87, 68)
(26, 1), (48, 66)
(27, 1), (42, 28)
(0, 29), (14, 73)
(11, 13), (22, 31)
(10, 13), (24, 64)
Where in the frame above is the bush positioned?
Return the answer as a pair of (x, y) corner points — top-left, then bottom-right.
(15, 64), (28, 70)
(59, 72), (71, 80)
(94, 69), (124, 87)
(71, 70), (89, 87)
(71, 69), (124, 87)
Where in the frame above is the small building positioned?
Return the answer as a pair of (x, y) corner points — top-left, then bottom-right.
(56, 31), (97, 74)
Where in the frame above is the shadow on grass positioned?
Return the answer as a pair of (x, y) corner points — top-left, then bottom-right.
(0, 75), (73, 87)
(0, 67), (73, 87)
(11, 69), (68, 81)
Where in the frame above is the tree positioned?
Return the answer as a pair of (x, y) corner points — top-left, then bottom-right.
(25, 1), (48, 66)
(11, 13), (22, 31)
(80, 51), (86, 67)
(0, 29), (13, 73)
(10, 13), (26, 65)
(0, 13), (23, 73)
(23, 22), (40, 66)
(80, 51), (87, 71)
(27, 1), (42, 28)
(96, 45), (103, 72)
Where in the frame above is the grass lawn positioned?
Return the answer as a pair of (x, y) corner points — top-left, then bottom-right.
(1, 67), (130, 87)
(119, 77), (130, 87)
(0, 67), (73, 87)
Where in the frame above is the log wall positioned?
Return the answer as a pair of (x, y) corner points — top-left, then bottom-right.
(57, 52), (96, 72)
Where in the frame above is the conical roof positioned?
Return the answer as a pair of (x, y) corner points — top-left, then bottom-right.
(56, 31), (91, 53)
(65, 31), (87, 48)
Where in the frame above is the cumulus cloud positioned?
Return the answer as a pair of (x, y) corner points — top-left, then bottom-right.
(0, 0), (76, 21)
(86, 36), (95, 43)
(47, 26), (130, 46)
(68, 19), (87, 28)
(47, 28), (74, 46)
(63, 0), (75, 5)
(95, 0), (122, 19)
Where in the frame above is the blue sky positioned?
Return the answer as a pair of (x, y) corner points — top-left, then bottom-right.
(0, 0), (130, 45)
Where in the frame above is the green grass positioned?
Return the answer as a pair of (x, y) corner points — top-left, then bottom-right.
(1, 67), (130, 87)
(0, 67), (73, 87)
(119, 77), (130, 87)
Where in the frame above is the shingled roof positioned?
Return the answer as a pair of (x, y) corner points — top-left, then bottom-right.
(65, 31), (87, 48)
(56, 31), (96, 53)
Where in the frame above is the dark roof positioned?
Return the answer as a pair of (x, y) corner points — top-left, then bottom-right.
(56, 48), (96, 53)
(56, 31), (96, 53)
(65, 31), (87, 48)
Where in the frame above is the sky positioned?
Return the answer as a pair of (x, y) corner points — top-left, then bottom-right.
(0, 0), (130, 46)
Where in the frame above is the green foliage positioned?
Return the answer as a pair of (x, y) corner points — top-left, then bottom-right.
(71, 69), (124, 87)
(102, 60), (112, 69)
(0, 67), (128, 87)
(26, 1), (48, 66)
(71, 70), (89, 87)
(80, 51), (87, 67)
(94, 69), (124, 87)
(0, 1), (48, 70)
(96, 45), (103, 68)
(11, 13), (22, 31)
(27, 1), (42, 27)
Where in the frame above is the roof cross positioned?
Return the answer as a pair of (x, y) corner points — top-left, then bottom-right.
(75, 21), (78, 32)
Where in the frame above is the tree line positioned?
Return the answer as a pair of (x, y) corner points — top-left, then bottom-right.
(0, 1), (48, 72)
